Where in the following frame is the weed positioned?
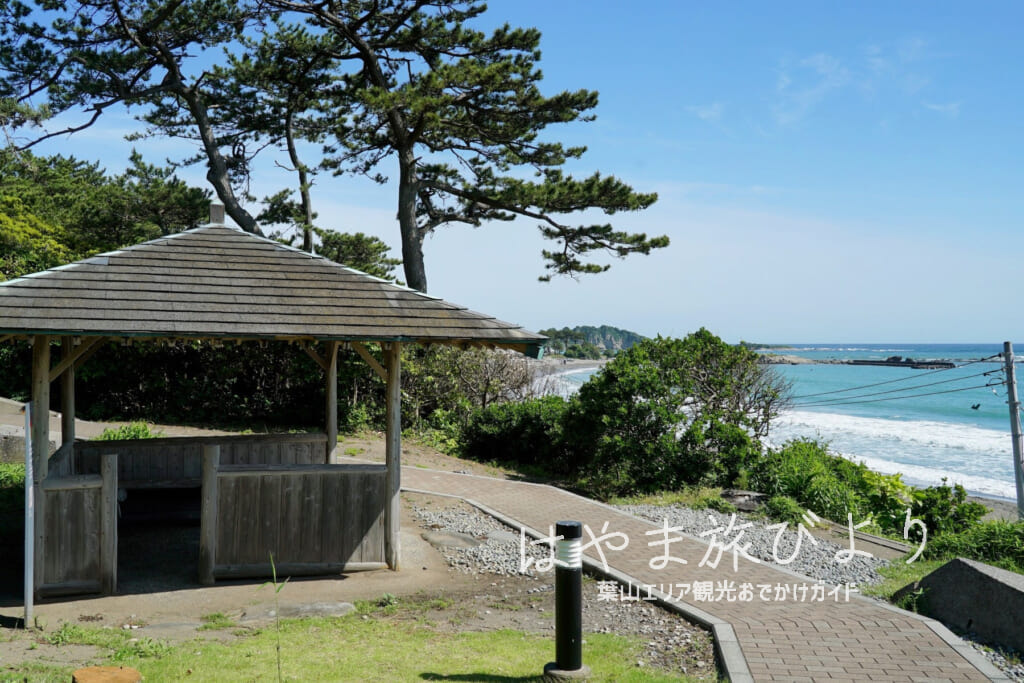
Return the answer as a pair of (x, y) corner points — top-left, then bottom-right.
(95, 422), (163, 441)
(893, 587), (926, 613)
(113, 637), (171, 661)
(199, 612), (235, 631)
(259, 553), (289, 683)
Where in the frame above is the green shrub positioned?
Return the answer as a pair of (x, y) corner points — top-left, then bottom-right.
(460, 396), (570, 472)
(924, 520), (1024, 571)
(560, 331), (790, 497)
(910, 479), (987, 539)
(95, 422), (163, 440)
(749, 439), (884, 525)
(748, 439), (988, 541)
(763, 495), (805, 525)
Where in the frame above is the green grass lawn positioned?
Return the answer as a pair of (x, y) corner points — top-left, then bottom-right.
(6, 609), (704, 682)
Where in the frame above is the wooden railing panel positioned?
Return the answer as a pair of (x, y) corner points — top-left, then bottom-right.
(37, 453), (118, 598)
(42, 485), (100, 587)
(76, 433), (328, 488)
(208, 464), (386, 580)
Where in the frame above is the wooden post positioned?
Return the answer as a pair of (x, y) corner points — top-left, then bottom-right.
(199, 445), (220, 585)
(325, 341), (339, 464)
(31, 336), (50, 481)
(100, 453), (117, 594)
(30, 335), (49, 595)
(60, 338), (75, 456)
(384, 342), (401, 570)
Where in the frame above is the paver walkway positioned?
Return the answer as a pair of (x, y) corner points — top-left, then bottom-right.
(404, 467), (1005, 682)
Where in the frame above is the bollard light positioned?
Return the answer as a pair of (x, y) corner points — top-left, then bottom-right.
(543, 520), (591, 681)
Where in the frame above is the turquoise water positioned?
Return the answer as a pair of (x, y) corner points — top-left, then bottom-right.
(555, 343), (1021, 500)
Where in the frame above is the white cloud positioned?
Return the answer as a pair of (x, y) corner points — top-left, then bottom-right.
(687, 102), (724, 122)
(773, 53), (850, 125)
(923, 101), (961, 118)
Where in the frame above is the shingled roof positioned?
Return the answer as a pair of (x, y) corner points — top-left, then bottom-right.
(0, 223), (546, 357)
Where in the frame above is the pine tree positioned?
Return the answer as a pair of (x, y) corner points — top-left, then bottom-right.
(267, 0), (667, 292)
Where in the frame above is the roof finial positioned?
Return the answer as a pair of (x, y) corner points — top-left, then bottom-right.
(209, 198), (226, 225)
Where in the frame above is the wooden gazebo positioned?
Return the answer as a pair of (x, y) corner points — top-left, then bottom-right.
(0, 207), (544, 597)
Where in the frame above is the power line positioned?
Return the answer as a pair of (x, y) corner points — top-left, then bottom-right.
(793, 380), (1006, 409)
(788, 353), (1004, 400)
(790, 368), (999, 405)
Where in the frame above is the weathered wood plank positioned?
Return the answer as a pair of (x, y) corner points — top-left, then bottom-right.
(299, 474), (323, 563)
(19, 269), (407, 290)
(37, 580), (102, 598)
(232, 475), (261, 564)
(0, 310), (504, 328)
(100, 453), (117, 594)
(76, 433), (329, 450)
(199, 445), (219, 586)
(41, 475), (102, 491)
(42, 486), (102, 587)
(0, 317), (526, 340)
(3, 281), (438, 305)
(218, 464), (385, 476)
(60, 337), (75, 448)
(279, 474), (304, 561)
(297, 340), (329, 372)
(215, 475), (236, 568)
(258, 475), (282, 566)
(364, 471), (387, 564)
(43, 490), (63, 584)
(321, 472), (343, 564)
(47, 442), (75, 479)
(9, 297), (469, 318)
(212, 562), (386, 579)
(49, 336), (105, 382)
(351, 342), (386, 381)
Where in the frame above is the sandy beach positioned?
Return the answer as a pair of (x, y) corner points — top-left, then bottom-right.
(972, 494), (1021, 521)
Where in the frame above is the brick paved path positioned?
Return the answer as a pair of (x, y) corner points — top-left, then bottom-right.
(403, 467), (1005, 682)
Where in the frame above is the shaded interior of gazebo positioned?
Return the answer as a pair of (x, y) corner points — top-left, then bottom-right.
(0, 209), (544, 598)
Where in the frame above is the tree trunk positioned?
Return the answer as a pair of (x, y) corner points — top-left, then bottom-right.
(397, 147), (428, 292)
(181, 86), (262, 235)
(285, 110), (314, 252)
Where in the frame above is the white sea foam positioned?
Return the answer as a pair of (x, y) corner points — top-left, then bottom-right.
(770, 410), (1016, 500)
(534, 367), (597, 397)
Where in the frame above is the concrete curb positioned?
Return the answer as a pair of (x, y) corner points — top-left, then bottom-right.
(404, 485), (754, 682)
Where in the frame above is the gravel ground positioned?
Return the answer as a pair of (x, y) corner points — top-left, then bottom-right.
(617, 504), (890, 586)
(413, 503), (552, 576)
(963, 640), (1024, 681)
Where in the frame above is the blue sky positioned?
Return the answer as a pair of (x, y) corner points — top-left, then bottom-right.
(25, 2), (1024, 343)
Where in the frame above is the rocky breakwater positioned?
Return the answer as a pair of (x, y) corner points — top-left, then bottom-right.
(757, 354), (955, 369)
(848, 355), (956, 370)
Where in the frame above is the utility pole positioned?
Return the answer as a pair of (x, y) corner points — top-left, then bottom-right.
(1003, 342), (1024, 519)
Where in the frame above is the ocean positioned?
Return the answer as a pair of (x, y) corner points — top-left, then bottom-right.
(553, 343), (1021, 502)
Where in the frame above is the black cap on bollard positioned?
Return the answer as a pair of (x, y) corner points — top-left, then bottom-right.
(556, 521), (582, 540)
